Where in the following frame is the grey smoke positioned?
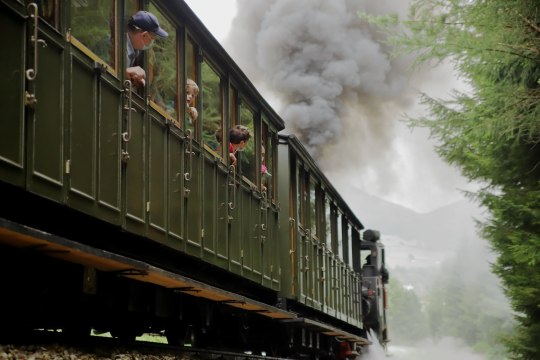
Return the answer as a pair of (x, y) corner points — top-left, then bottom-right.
(227, 0), (413, 160)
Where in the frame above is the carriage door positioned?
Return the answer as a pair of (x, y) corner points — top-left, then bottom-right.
(239, 103), (262, 282)
(122, 2), (178, 238)
(200, 58), (228, 268)
(8, 1), (66, 201)
(228, 97), (260, 280)
(298, 167), (314, 304)
(122, 2), (150, 235)
(261, 126), (279, 290)
(67, 1), (124, 223)
(183, 36), (203, 258)
(1, 0), (36, 187)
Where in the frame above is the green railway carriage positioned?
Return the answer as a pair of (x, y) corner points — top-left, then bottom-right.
(278, 134), (366, 338)
(1, 0), (283, 284)
(0, 0), (390, 357)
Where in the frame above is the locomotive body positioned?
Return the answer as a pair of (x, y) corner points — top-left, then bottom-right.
(0, 0), (389, 357)
(360, 230), (389, 344)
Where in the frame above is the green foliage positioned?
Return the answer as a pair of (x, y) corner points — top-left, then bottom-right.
(148, 4), (177, 118)
(71, 1), (114, 66)
(386, 277), (430, 343)
(202, 60), (223, 150)
(365, 0), (540, 358)
(424, 247), (514, 359)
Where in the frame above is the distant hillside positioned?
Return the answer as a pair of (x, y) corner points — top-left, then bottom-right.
(332, 181), (486, 251)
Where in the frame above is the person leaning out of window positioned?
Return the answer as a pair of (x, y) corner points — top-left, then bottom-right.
(126, 11), (168, 87)
(228, 125), (251, 167)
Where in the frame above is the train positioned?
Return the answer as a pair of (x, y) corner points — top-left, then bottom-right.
(0, 0), (389, 358)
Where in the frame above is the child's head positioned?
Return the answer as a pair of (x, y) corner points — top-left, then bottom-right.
(229, 125), (251, 143)
(229, 125), (251, 150)
(185, 78), (199, 106)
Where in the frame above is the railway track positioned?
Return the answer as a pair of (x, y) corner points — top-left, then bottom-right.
(1, 330), (288, 360)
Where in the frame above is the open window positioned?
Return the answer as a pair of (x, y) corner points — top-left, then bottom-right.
(260, 121), (276, 198)
(147, 3), (177, 123)
(201, 58), (223, 156)
(297, 166), (308, 229)
(70, 0), (118, 73)
(309, 176), (319, 239)
(185, 36), (199, 137)
(238, 100), (255, 184)
(324, 195), (332, 248)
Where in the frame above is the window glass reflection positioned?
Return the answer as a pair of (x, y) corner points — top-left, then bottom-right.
(239, 103), (255, 183)
(185, 38), (197, 135)
(201, 60), (222, 152)
(325, 196), (332, 248)
(71, 0), (116, 68)
(310, 178), (317, 237)
(148, 3), (177, 119)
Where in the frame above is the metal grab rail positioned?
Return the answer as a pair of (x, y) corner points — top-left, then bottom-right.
(260, 190), (268, 231)
(121, 80), (135, 162)
(184, 129), (193, 181)
(26, 2), (47, 81)
(122, 80), (135, 142)
(228, 165), (236, 210)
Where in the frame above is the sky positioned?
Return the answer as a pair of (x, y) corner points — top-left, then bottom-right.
(183, 0), (477, 214)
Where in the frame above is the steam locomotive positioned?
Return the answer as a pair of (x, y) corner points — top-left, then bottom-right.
(0, 0), (389, 357)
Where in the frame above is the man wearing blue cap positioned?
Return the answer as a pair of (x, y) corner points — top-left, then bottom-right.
(126, 10), (168, 87)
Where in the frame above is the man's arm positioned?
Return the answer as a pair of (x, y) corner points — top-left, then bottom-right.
(126, 66), (146, 87)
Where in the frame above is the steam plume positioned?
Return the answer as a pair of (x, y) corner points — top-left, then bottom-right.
(226, 0), (413, 161)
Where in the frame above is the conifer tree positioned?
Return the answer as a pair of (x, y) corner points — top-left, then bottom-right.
(367, 1), (540, 357)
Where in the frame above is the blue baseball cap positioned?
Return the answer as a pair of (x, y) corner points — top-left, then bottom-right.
(129, 11), (168, 38)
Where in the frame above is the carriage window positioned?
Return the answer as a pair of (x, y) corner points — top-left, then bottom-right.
(341, 220), (350, 265)
(230, 86), (238, 125)
(324, 196), (331, 247)
(185, 37), (198, 136)
(147, 4), (177, 120)
(296, 167), (304, 227)
(267, 132), (276, 202)
(38, 0), (61, 30)
(361, 249), (371, 267)
(260, 122), (274, 197)
(309, 178), (318, 238)
(224, 86), (239, 162)
(239, 102), (255, 183)
(201, 59), (223, 153)
(71, 0), (117, 70)
(348, 225), (354, 265)
(337, 211), (344, 259)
